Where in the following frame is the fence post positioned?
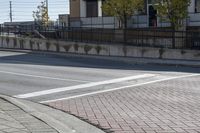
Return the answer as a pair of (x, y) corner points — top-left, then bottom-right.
(102, 17), (104, 29)
(137, 15), (139, 28)
(172, 30), (175, 49)
(0, 24), (1, 36)
(90, 27), (93, 42)
(182, 30), (184, 49)
(72, 27), (74, 41)
(101, 28), (103, 43)
(91, 17), (92, 28)
(80, 27), (83, 42)
(123, 28), (126, 44)
(45, 26), (47, 38)
(114, 17), (115, 29)
(153, 29), (155, 47)
(141, 30), (144, 46)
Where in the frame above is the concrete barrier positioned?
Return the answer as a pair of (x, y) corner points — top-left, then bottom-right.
(0, 36), (200, 61)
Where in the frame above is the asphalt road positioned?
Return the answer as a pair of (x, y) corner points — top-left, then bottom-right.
(0, 50), (199, 103)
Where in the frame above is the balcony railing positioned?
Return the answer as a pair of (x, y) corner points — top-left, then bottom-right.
(70, 17), (118, 28)
(69, 13), (200, 28)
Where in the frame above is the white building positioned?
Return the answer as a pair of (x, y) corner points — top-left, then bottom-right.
(70, 0), (200, 28)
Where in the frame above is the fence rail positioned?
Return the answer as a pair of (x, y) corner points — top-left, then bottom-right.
(0, 25), (200, 50)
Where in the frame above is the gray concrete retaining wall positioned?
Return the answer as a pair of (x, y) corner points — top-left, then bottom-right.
(0, 36), (200, 61)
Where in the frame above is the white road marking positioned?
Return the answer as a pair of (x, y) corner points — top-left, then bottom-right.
(14, 74), (155, 99)
(0, 70), (89, 83)
(40, 73), (200, 103)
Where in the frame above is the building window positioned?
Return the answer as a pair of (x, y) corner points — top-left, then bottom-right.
(86, 0), (98, 17)
(148, 0), (156, 4)
(195, 0), (200, 13)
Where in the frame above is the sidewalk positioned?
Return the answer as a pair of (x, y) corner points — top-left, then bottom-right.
(47, 75), (200, 133)
(0, 95), (105, 133)
(0, 98), (57, 133)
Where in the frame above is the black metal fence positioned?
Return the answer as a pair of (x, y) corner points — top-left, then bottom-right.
(1, 25), (200, 50)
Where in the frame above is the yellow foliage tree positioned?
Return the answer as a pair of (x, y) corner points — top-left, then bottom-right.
(155, 0), (191, 48)
(155, 0), (191, 30)
(102, 0), (144, 28)
(33, 0), (49, 26)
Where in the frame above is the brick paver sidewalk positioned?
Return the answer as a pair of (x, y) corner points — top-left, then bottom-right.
(0, 98), (58, 133)
(48, 75), (200, 133)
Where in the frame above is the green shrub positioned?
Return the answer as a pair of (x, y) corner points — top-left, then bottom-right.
(181, 50), (186, 55)
(19, 39), (24, 49)
(6, 37), (9, 45)
(95, 45), (102, 54)
(141, 49), (147, 57)
(29, 40), (34, 50)
(13, 38), (17, 47)
(123, 46), (127, 56)
(46, 41), (51, 50)
(55, 42), (60, 52)
(74, 43), (79, 51)
(159, 48), (165, 59)
(84, 45), (93, 54)
(64, 45), (72, 52)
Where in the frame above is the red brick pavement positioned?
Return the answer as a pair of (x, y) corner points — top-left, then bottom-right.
(47, 76), (200, 133)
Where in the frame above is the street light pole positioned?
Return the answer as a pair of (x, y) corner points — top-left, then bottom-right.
(9, 1), (13, 22)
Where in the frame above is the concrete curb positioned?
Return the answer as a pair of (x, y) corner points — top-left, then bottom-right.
(0, 95), (105, 133)
(0, 48), (200, 68)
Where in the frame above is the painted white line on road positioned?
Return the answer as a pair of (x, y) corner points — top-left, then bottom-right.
(14, 74), (155, 99)
(0, 70), (89, 83)
(40, 73), (200, 103)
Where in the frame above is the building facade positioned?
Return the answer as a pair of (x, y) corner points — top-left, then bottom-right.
(70, 0), (200, 28)
(70, 0), (103, 18)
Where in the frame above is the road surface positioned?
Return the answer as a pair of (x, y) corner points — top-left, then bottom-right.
(0, 50), (200, 133)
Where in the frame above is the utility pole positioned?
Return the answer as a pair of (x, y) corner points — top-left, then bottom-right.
(9, 1), (13, 22)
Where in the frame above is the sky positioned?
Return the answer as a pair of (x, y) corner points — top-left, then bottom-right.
(0, 0), (69, 23)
